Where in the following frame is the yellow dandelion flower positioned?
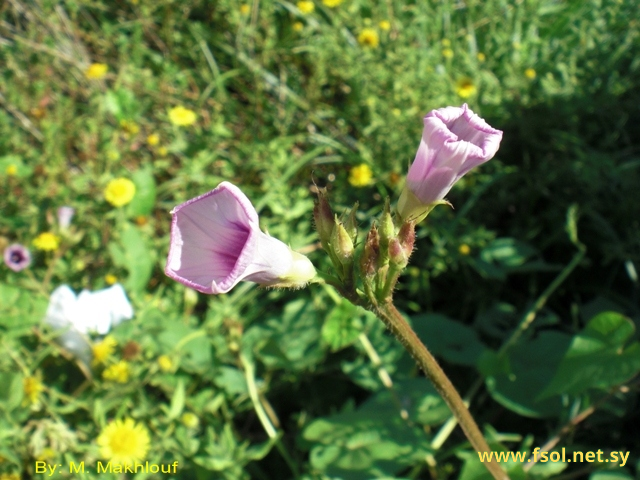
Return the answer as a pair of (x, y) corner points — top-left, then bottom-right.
(104, 178), (136, 207)
(97, 418), (150, 465)
(119, 120), (140, 135)
(442, 48), (454, 59)
(168, 106), (197, 127)
(6, 164), (18, 176)
(477, 52), (486, 62)
(293, 21), (304, 32)
(157, 146), (169, 157)
(181, 412), (199, 429)
(525, 68), (536, 79)
(441, 39), (451, 47)
(348, 164), (373, 187)
(33, 232), (60, 252)
(157, 355), (173, 372)
(23, 374), (44, 406)
(146, 133), (160, 146)
(297, 0), (314, 14)
(240, 4), (251, 15)
(105, 274), (118, 285)
(85, 63), (108, 80)
(92, 336), (117, 366)
(358, 28), (379, 48)
(0, 474), (21, 480)
(455, 78), (477, 98)
(379, 20), (391, 31)
(36, 447), (56, 462)
(458, 244), (471, 255)
(322, 0), (342, 6)
(103, 361), (130, 383)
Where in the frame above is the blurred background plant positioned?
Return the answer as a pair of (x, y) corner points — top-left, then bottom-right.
(1, 0), (639, 478)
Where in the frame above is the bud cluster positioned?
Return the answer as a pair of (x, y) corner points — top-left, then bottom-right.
(313, 189), (415, 304)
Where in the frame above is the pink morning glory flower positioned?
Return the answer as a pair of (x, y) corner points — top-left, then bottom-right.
(397, 104), (503, 221)
(4, 243), (31, 272)
(165, 182), (316, 294)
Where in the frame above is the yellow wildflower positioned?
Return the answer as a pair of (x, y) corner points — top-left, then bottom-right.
(455, 78), (477, 98)
(33, 233), (60, 252)
(104, 178), (136, 207)
(322, 0), (342, 6)
(103, 361), (130, 383)
(105, 274), (118, 285)
(442, 48), (454, 59)
(85, 63), (108, 80)
(119, 120), (140, 135)
(525, 68), (536, 79)
(157, 146), (169, 157)
(297, 1), (314, 14)
(146, 133), (160, 146)
(477, 52), (486, 62)
(379, 20), (391, 31)
(358, 28), (379, 48)
(441, 39), (451, 47)
(6, 164), (17, 176)
(92, 336), (117, 366)
(97, 418), (150, 465)
(157, 355), (174, 372)
(23, 374), (44, 406)
(293, 22), (304, 32)
(348, 164), (373, 187)
(240, 4), (251, 15)
(181, 412), (199, 429)
(458, 244), (471, 255)
(0, 474), (21, 480)
(168, 106), (197, 126)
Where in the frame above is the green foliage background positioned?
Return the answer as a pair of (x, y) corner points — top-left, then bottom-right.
(1, 0), (639, 478)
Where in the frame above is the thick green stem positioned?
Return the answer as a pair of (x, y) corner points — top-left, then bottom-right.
(371, 301), (508, 480)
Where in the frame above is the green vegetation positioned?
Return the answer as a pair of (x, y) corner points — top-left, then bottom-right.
(1, 0), (639, 478)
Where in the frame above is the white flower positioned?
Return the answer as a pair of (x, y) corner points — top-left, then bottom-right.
(44, 284), (134, 364)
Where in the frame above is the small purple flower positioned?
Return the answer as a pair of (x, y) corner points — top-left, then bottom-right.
(4, 244), (32, 272)
(165, 182), (316, 294)
(398, 104), (503, 221)
(57, 206), (75, 229)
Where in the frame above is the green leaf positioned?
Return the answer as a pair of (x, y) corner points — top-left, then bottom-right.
(0, 284), (48, 332)
(168, 379), (186, 420)
(540, 312), (640, 398)
(253, 299), (325, 371)
(412, 314), (486, 366)
(480, 238), (537, 268)
(486, 331), (571, 417)
(321, 300), (363, 351)
(303, 379), (438, 479)
(127, 167), (157, 217)
(109, 224), (154, 293)
(213, 367), (247, 395)
(0, 373), (24, 411)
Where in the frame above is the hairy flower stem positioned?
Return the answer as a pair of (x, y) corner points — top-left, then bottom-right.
(370, 301), (508, 480)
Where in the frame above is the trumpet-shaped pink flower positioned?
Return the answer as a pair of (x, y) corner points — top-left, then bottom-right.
(3, 243), (31, 272)
(398, 104), (503, 221)
(165, 182), (316, 294)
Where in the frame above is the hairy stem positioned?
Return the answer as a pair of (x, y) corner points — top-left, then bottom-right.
(370, 301), (508, 480)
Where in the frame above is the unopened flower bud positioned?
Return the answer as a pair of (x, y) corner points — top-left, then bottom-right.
(331, 219), (354, 265)
(379, 200), (395, 249)
(388, 238), (408, 270)
(343, 202), (359, 244)
(397, 220), (416, 259)
(313, 189), (335, 250)
(360, 226), (380, 278)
